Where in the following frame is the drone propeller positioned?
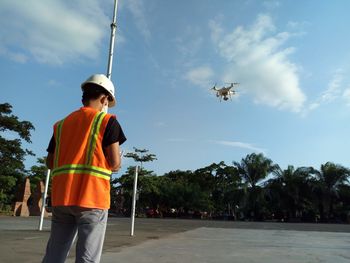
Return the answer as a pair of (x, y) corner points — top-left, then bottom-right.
(210, 83), (217, 90)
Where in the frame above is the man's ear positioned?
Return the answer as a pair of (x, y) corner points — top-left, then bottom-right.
(99, 95), (108, 105)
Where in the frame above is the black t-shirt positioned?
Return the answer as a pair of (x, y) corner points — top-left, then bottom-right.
(47, 117), (126, 153)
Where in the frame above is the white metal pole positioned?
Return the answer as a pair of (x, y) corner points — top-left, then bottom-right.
(130, 165), (139, 236)
(38, 169), (51, 231)
(107, 0), (119, 79)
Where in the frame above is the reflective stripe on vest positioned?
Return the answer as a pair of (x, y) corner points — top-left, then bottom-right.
(86, 111), (106, 165)
(53, 119), (65, 168)
(52, 111), (110, 181)
(52, 164), (111, 180)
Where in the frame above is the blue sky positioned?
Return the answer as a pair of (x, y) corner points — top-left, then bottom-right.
(1, 0), (350, 177)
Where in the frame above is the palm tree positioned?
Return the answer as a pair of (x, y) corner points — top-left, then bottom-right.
(268, 165), (315, 221)
(233, 153), (278, 220)
(314, 162), (350, 221)
(234, 153), (277, 187)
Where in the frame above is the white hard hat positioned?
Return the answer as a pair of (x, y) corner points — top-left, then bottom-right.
(81, 74), (116, 107)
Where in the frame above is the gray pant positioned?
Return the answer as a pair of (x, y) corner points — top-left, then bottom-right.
(42, 206), (108, 263)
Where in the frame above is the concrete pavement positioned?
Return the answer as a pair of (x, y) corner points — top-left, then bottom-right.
(94, 227), (350, 263)
(1, 216), (350, 263)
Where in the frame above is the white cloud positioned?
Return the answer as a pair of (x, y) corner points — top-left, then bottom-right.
(213, 140), (266, 154)
(321, 69), (343, 103)
(308, 102), (320, 111)
(116, 30), (127, 46)
(0, 47), (28, 63)
(175, 26), (203, 61)
(209, 18), (224, 44)
(263, 1), (280, 10)
(154, 121), (166, 127)
(342, 88), (350, 106)
(125, 0), (151, 41)
(305, 69), (346, 114)
(0, 0), (109, 64)
(48, 79), (61, 87)
(287, 21), (299, 29)
(186, 66), (214, 88)
(209, 14), (306, 113)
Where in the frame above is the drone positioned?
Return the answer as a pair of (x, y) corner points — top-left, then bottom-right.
(211, 82), (239, 102)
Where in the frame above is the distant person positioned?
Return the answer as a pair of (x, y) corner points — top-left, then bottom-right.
(42, 74), (126, 263)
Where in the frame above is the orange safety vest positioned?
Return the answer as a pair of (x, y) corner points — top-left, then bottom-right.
(51, 107), (114, 209)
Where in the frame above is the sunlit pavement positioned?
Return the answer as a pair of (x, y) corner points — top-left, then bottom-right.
(95, 227), (350, 263)
(1, 216), (350, 263)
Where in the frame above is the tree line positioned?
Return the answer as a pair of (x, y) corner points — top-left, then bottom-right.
(1, 102), (350, 223)
(0, 103), (48, 212)
(114, 151), (350, 223)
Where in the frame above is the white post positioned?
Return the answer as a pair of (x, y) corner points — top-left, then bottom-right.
(38, 169), (51, 231)
(107, 0), (119, 79)
(130, 165), (139, 236)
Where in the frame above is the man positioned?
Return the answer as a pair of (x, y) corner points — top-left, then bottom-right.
(43, 74), (126, 263)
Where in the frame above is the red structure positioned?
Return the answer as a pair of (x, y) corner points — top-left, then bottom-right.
(13, 178), (50, 217)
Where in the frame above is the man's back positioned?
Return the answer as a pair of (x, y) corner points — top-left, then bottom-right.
(43, 74), (126, 263)
(51, 107), (114, 209)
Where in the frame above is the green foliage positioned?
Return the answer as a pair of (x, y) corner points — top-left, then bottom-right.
(194, 162), (242, 215)
(28, 157), (50, 192)
(124, 147), (157, 167)
(265, 165), (316, 220)
(0, 103), (34, 143)
(113, 166), (158, 215)
(114, 158), (350, 222)
(0, 175), (17, 207)
(234, 153), (278, 188)
(314, 162), (350, 220)
(162, 170), (213, 212)
(116, 147), (158, 215)
(233, 153), (278, 219)
(0, 103), (35, 208)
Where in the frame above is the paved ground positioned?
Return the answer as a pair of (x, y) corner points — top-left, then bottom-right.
(1, 216), (350, 262)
